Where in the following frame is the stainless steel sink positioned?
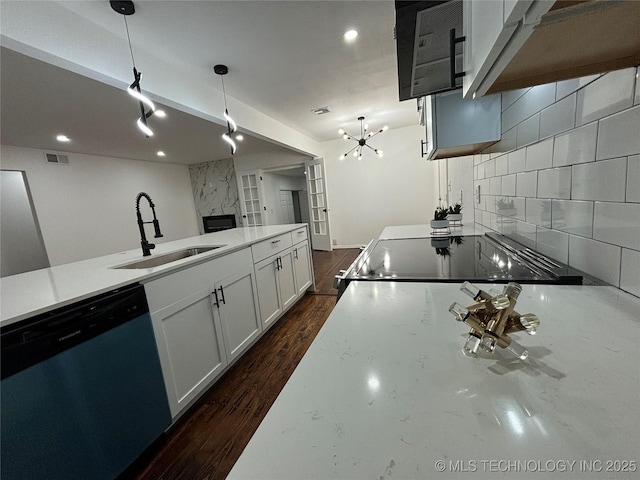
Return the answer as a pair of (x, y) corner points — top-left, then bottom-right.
(113, 246), (224, 269)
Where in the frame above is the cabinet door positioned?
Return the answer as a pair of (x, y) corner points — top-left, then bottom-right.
(237, 172), (263, 226)
(150, 289), (227, 418)
(215, 267), (262, 362)
(254, 255), (282, 327)
(277, 249), (297, 311)
(293, 240), (312, 296)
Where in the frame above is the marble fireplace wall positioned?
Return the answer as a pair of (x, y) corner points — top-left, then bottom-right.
(189, 158), (241, 234)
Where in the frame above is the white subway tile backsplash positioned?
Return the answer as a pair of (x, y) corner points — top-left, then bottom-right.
(593, 202), (640, 250)
(596, 105), (640, 160)
(503, 83), (555, 131)
(516, 171), (537, 197)
(508, 148), (526, 173)
(568, 235), (621, 286)
(552, 122), (597, 167)
(526, 138), (553, 171)
(571, 157), (627, 202)
(576, 68), (636, 126)
(551, 200), (593, 238)
(540, 93), (576, 139)
(620, 248), (640, 297)
(502, 88), (530, 111)
(484, 158), (496, 177)
(536, 227), (569, 264)
(495, 155), (508, 176)
(627, 155), (640, 202)
(490, 176), (501, 195)
(555, 74), (600, 101)
(478, 69), (638, 290)
(516, 114), (540, 148)
(502, 174), (516, 196)
(537, 167), (571, 199)
(510, 220), (537, 248)
(526, 198), (551, 227)
(513, 197), (526, 221)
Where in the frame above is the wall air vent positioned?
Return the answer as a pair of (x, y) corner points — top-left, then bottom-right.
(311, 106), (331, 115)
(44, 152), (69, 165)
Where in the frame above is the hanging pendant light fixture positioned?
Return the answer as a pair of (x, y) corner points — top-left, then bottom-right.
(338, 116), (388, 160)
(111, 0), (157, 138)
(214, 64), (239, 155)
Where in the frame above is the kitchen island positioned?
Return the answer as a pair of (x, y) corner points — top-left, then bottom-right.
(228, 281), (640, 479)
(0, 224), (309, 326)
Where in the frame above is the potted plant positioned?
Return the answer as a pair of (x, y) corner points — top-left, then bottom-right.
(447, 203), (463, 225)
(430, 206), (449, 231)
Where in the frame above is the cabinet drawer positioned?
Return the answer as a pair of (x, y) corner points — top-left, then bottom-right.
(291, 226), (308, 244)
(144, 248), (252, 313)
(251, 233), (292, 263)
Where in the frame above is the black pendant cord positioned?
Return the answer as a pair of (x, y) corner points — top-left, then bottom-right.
(123, 16), (136, 67)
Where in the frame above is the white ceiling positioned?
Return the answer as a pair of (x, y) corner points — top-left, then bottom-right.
(0, 0), (419, 164)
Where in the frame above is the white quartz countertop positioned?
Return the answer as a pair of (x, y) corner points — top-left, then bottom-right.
(228, 281), (640, 479)
(0, 225), (306, 326)
(380, 222), (491, 239)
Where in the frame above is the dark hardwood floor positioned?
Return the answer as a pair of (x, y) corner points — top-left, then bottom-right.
(123, 248), (360, 480)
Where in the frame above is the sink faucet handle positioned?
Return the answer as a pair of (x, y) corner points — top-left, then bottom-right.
(153, 219), (163, 238)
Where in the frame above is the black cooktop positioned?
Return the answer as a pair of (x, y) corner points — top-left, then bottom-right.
(348, 234), (587, 285)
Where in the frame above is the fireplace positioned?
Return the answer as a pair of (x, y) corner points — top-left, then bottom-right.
(202, 214), (237, 233)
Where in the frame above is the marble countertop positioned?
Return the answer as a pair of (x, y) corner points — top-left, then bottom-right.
(0, 224), (306, 327)
(228, 281), (640, 479)
(380, 222), (491, 239)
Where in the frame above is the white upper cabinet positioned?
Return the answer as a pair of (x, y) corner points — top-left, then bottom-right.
(463, 0), (640, 98)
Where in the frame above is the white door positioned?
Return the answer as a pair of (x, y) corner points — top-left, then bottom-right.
(279, 190), (295, 224)
(237, 172), (263, 226)
(305, 158), (332, 251)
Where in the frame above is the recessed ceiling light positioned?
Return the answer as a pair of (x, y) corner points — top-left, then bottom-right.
(156, 151), (166, 157)
(155, 109), (167, 118)
(311, 106), (331, 115)
(344, 29), (358, 41)
(56, 134), (70, 142)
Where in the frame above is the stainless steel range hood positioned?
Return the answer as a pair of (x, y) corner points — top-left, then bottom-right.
(395, 0), (463, 101)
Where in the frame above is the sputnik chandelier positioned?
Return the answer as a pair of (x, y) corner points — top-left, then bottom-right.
(111, 1), (159, 138)
(214, 64), (240, 155)
(338, 116), (388, 160)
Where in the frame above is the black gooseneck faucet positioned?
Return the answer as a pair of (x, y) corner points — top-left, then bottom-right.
(135, 192), (163, 256)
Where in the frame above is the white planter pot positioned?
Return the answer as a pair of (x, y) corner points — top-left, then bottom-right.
(448, 213), (462, 222)
(430, 219), (449, 229)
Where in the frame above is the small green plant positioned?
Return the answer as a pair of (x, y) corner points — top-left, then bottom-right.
(496, 198), (515, 210)
(433, 206), (449, 220)
(448, 203), (463, 214)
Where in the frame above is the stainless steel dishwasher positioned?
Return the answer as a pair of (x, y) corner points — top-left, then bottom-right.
(1, 283), (171, 480)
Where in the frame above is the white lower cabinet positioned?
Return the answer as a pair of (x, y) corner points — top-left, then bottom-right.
(150, 288), (227, 418)
(254, 249), (296, 329)
(292, 240), (312, 295)
(144, 248), (260, 418)
(213, 266), (261, 362)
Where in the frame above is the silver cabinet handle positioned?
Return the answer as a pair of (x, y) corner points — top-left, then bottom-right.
(294, 248), (299, 260)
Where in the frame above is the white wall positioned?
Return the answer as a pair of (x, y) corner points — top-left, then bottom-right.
(319, 124), (440, 246)
(0, 145), (199, 266)
(467, 67), (640, 297)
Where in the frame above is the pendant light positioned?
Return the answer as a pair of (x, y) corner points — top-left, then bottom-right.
(214, 64), (239, 155)
(111, 0), (157, 137)
(338, 116), (388, 160)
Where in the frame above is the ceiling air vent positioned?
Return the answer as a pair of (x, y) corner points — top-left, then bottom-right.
(44, 152), (69, 165)
(311, 106), (331, 115)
